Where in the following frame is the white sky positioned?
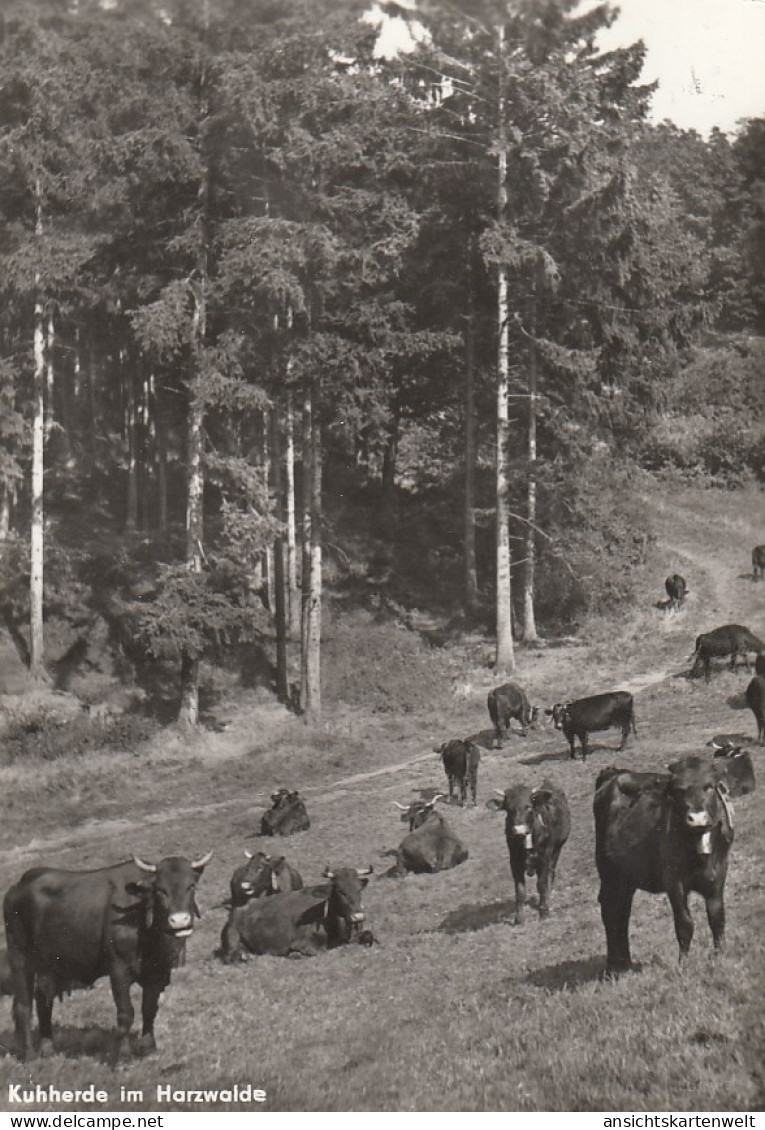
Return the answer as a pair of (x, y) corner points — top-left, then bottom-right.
(368, 0), (765, 136)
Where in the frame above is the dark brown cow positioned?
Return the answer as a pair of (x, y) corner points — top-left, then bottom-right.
(489, 782), (570, 925)
(260, 789), (310, 836)
(594, 759), (733, 973)
(665, 574), (688, 611)
(219, 867), (373, 959)
(487, 682), (538, 748)
(546, 692), (636, 760)
(745, 675), (765, 745)
(691, 624), (765, 682)
(434, 740), (480, 806)
(391, 797), (468, 875)
(229, 851), (303, 907)
(3, 852), (212, 1061)
(752, 545), (765, 581)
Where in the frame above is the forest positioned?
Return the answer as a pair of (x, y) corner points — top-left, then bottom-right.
(1, 0), (764, 735)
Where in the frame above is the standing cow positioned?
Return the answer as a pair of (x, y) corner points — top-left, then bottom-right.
(745, 675), (765, 745)
(487, 682), (538, 748)
(692, 624), (765, 681)
(489, 782), (570, 925)
(434, 739), (480, 806)
(3, 852), (212, 1061)
(546, 692), (636, 761)
(752, 545), (765, 581)
(665, 574), (688, 611)
(594, 758), (733, 973)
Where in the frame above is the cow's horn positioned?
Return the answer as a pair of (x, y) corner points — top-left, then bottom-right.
(356, 866), (374, 876)
(709, 739), (724, 751)
(392, 802), (410, 810)
(493, 788), (506, 797)
(133, 854), (157, 873)
(428, 793), (446, 806)
(190, 850), (213, 870)
(244, 849), (253, 859)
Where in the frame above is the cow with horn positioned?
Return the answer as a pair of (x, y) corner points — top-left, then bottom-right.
(389, 796), (468, 875)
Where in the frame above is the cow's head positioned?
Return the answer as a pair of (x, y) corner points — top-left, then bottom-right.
(128, 852), (212, 936)
(232, 850), (275, 904)
(490, 785), (552, 872)
(322, 866), (373, 937)
(394, 795), (445, 831)
(666, 757), (732, 854)
(545, 702), (571, 731)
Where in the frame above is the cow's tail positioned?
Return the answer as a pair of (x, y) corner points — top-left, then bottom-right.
(630, 701), (637, 738)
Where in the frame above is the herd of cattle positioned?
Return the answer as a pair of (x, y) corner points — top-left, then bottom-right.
(1, 560), (764, 1065)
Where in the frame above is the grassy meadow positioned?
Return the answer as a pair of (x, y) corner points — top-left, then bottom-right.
(0, 484), (763, 1112)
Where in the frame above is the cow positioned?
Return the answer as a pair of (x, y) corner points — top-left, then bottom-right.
(2, 852), (212, 1062)
(594, 758), (733, 973)
(707, 739), (756, 794)
(665, 573), (688, 611)
(434, 739), (480, 806)
(487, 682), (539, 748)
(691, 624), (765, 682)
(219, 867), (373, 960)
(390, 797), (468, 875)
(546, 692), (636, 761)
(745, 675), (765, 745)
(260, 789), (310, 836)
(488, 782), (570, 925)
(229, 851), (303, 907)
(752, 545), (765, 581)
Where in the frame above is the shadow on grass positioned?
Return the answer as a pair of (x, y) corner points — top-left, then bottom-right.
(0, 1022), (130, 1065)
(526, 956), (605, 992)
(725, 693), (749, 710)
(438, 897), (516, 934)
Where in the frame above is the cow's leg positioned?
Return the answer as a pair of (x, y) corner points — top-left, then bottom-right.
(470, 768), (477, 806)
(448, 775), (455, 803)
(667, 884), (694, 959)
(137, 982), (163, 1055)
(9, 954), (35, 1061)
(705, 890), (726, 953)
(598, 879), (634, 974)
(536, 858), (553, 919)
(509, 850), (526, 926)
(618, 721), (630, 751)
(567, 733), (576, 759)
(580, 733), (589, 761)
(460, 776), (467, 807)
(109, 967), (135, 1065)
(35, 986), (55, 1058)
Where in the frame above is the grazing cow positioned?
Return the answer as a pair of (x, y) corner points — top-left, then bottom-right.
(487, 682), (539, 748)
(594, 758), (733, 973)
(489, 782), (570, 925)
(691, 624), (765, 682)
(752, 545), (765, 581)
(260, 789), (310, 836)
(219, 867), (373, 959)
(434, 739), (480, 806)
(745, 675), (765, 745)
(756, 654), (765, 678)
(665, 574), (688, 611)
(229, 851), (303, 908)
(390, 797), (468, 875)
(3, 852), (212, 1062)
(546, 692), (636, 761)
(707, 739), (756, 795)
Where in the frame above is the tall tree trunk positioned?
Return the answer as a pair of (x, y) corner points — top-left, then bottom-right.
(521, 264), (539, 643)
(262, 406), (275, 613)
(125, 358), (138, 532)
(155, 381), (168, 534)
(304, 392), (322, 721)
(300, 385), (312, 712)
(30, 188), (46, 683)
(271, 402), (289, 703)
(285, 390), (300, 638)
(495, 25), (515, 674)
(464, 251), (479, 615)
(44, 308), (55, 445)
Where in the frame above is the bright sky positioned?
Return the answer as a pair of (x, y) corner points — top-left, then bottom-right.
(367, 0), (765, 136)
(595, 0), (765, 135)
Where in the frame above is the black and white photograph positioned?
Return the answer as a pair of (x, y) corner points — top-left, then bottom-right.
(0, 0), (763, 1116)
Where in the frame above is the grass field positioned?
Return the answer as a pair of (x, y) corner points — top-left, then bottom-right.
(0, 484), (763, 1112)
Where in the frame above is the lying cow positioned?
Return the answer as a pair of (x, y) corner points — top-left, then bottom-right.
(665, 573), (688, 611)
(745, 675), (765, 745)
(691, 624), (765, 682)
(546, 692), (636, 761)
(434, 739), (480, 806)
(390, 797), (468, 875)
(487, 682), (538, 748)
(229, 851), (303, 907)
(261, 789), (310, 836)
(3, 851), (212, 1061)
(489, 782), (570, 925)
(752, 545), (765, 581)
(594, 758), (734, 973)
(219, 867), (373, 959)
(707, 739), (756, 794)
